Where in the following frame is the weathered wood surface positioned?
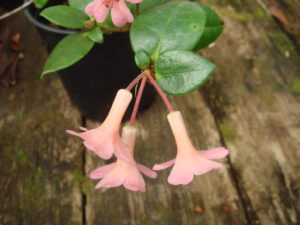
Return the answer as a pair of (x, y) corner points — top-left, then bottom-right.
(200, 0), (300, 224)
(0, 12), (83, 225)
(1, 0), (300, 224)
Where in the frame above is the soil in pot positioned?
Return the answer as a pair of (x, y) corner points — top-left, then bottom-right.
(25, 1), (156, 121)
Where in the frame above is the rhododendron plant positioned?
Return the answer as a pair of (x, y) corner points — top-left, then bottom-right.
(37, 0), (227, 192)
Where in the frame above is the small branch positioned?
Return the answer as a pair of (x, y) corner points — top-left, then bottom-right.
(129, 75), (147, 126)
(101, 24), (130, 33)
(126, 72), (145, 91)
(147, 74), (174, 113)
(0, 0), (34, 20)
(136, 4), (140, 16)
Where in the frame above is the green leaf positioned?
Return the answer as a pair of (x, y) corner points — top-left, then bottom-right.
(194, 3), (224, 50)
(34, 0), (48, 8)
(68, 0), (93, 11)
(41, 32), (94, 78)
(40, 6), (89, 29)
(128, 0), (167, 14)
(135, 51), (150, 69)
(154, 50), (215, 95)
(87, 27), (104, 44)
(130, 2), (206, 60)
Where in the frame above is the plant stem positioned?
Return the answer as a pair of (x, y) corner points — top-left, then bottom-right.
(136, 4), (140, 16)
(126, 73), (144, 91)
(101, 26), (129, 33)
(147, 75), (174, 113)
(129, 75), (147, 126)
(0, 0), (34, 20)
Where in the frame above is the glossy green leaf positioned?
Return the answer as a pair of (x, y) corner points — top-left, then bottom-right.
(87, 27), (104, 43)
(128, 0), (167, 14)
(34, 0), (48, 8)
(40, 6), (89, 29)
(154, 50), (215, 95)
(130, 1), (206, 60)
(135, 51), (150, 69)
(194, 3), (224, 50)
(41, 33), (94, 78)
(68, 0), (93, 11)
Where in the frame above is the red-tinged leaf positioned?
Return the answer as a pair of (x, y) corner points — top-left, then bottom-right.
(1, 54), (20, 87)
(10, 33), (21, 52)
(269, 6), (293, 30)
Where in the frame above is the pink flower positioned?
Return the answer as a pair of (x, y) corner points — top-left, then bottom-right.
(153, 111), (229, 185)
(90, 126), (157, 191)
(85, 0), (142, 27)
(66, 89), (134, 162)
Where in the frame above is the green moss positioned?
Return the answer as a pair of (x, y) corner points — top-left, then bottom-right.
(272, 32), (295, 53)
(286, 78), (300, 94)
(23, 167), (48, 216)
(219, 123), (237, 141)
(14, 142), (30, 166)
(73, 171), (92, 195)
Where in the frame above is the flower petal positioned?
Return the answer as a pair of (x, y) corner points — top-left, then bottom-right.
(167, 160), (193, 185)
(152, 159), (175, 171)
(192, 157), (223, 175)
(123, 168), (146, 192)
(66, 130), (85, 138)
(114, 139), (135, 163)
(94, 3), (110, 23)
(95, 167), (125, 189)
(79, 127), (88, 132)
(111, 0), (133, 27)
(85, 0), (99, 16)
(137, 164), (157, 178)
(126, 0), (142, 3)
(84, 140), (114, 160)
(198, 147), (229, 160)
(89, 163), (115, 179)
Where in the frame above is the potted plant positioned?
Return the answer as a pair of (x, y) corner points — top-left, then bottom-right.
(26, 0), (228, 191)
(23, 0), (156, 121)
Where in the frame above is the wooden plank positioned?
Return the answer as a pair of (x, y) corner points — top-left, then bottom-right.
(199, 0), (300, 224)
(84, 91), (247, 225)
(256, 0), (300, 48)
(0, 12), (83, 225)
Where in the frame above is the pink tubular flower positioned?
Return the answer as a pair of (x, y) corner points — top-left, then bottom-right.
(66, 89), (133, 162)
(90, 126), (157, 192)
(153, 111), (229, 185)
(85, 0), (142, 27)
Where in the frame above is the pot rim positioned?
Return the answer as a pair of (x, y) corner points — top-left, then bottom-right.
(23, 0), (76, 35)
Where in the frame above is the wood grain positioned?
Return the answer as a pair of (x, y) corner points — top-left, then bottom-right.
(0, 12), (83, 225)
(200, 0), (300, 224)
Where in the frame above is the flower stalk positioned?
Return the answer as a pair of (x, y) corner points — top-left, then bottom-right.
(147, 74), (174, 113)
(129, 75), (147, 126)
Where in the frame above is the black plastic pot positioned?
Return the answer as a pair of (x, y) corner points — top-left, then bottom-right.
(24, 1), (155, 121)
(0, 0), (23, 10)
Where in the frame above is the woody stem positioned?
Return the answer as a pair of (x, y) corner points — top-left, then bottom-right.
(147, 75), (174, 113)
(129, 75), (147, 126)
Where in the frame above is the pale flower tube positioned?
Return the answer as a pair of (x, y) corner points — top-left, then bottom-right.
(90, 126), (157, 192)
(66, 89), (133, 162)
(153, 111), (229, 185)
